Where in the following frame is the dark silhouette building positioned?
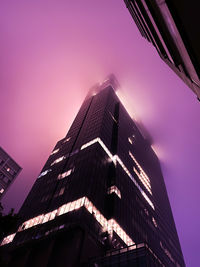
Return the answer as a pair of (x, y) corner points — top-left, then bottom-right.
(0, 76), (185, 266)
(124, 0), (200, 100)
(0, 147), (22, 200)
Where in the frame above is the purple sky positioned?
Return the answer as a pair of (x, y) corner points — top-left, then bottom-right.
(0, 0), (199, 266)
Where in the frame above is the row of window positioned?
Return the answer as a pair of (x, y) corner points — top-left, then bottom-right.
(1, 196), (134, 247)
(38, 167), (74, 181)
(39, 137), (154, 210)
(129, 151), (152, 195)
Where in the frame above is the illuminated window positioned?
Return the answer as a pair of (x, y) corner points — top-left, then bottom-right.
(0, 188), (4, 194)
(1, 233), (16, 246)
(109, 111), (117, 123)
(129, 151), (152, 195)
(152, 217), (158, 228)
(50, 148), (59, 155)
(38, 169), (52, 179)
(81, 138), (99, 150)
(51, 156), (65, 166)
(81, 138), (114, 161)
(108, 186), (121, 199)
(1, 196), (135, 248)
(81, 138), (154, 209)
(63, 137), (71, 143)
(49, 210), (57, 220)
(58, 168), (74, 180)
(128, 135), (135, 145)
(128, 137), (133, 144)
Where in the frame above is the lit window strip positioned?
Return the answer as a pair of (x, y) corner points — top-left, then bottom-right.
(134, 167), (151, 191)
(51, 156), (65, 166)
(1, 197), (134, 247)
(152, 217), (158, 228)
(38, 169), (52, 179)
(58, 168), (73, 180)
(129, 151), (150, 183)
(115, 155), (154, 210)
(108, 186), (121, 199)
(133, 167), (152, 195)
(1, 233), (16, 246)
(81, 138), (154, 210)
(81, 138), (99, 150)
(50, 148), (59, 155)
(128, 137), (133, 144)
(129, 151), (152, 195)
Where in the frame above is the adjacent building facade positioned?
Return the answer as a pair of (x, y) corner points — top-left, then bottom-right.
(124, 0), (200, 100)
(0, 147), (22, 200)
(0, 77), (185, 266)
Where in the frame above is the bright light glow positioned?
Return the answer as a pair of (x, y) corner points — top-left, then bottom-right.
(51, 156), (65, 166)
(1, 233), (16, 246)
(58, 168), (73, 180)
(38, 169), (52, 179)
(50, 148), (59, 155)
(0, 188), (4, 194)
(108, 185), (121, 199)
(2, 197), (134, 247)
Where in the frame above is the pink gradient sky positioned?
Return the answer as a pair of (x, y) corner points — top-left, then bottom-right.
(1, 1), (199, 266)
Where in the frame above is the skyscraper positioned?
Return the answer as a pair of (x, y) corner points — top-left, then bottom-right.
(1, 76), (185, 266)
(124, 0), (200, 100)
(0, 147), (22, 200)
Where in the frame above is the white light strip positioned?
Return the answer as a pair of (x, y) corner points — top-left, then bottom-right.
(108, 186), (121, 199)
(133, 167), (152, 195)
(81, 138), (99, 150)
(1, 197), (134, 247)
(129, 152), (150, 182)
(38, 169), (52, 179)
(81, 138), (154, 209)
(50, 148), (59, 155)
(129, 151), (152, 195)
(81, 138), (114, 162)
(58, 168), (73, 180)
(0, 233), (16, 246)
(51, 156), (65, 166)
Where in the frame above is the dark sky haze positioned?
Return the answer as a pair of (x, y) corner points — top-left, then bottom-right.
(1, 1), (200, 266)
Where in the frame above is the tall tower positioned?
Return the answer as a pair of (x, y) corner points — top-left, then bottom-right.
(1, 76), (185, 266)
(0, 147), (22, 200)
